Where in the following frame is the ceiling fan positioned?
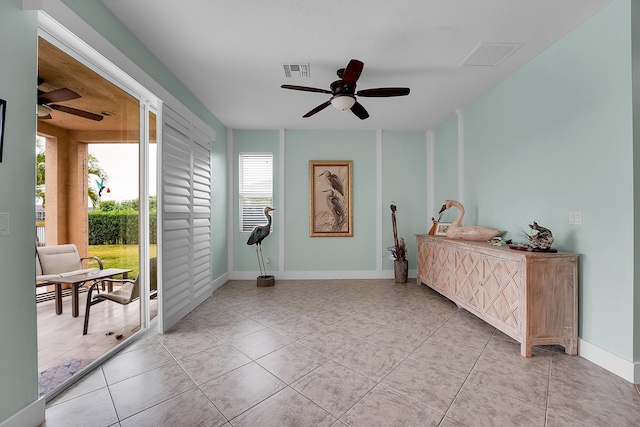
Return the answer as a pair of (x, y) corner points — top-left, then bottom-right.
(37, 78), (103, 121)
(281, 59), (410, 120)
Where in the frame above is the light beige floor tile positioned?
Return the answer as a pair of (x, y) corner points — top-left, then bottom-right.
(178, 343), (251, 384)
(438, 416), (471, 427)
(446, 308), (497, 335)
(381, 357), (465, 413)
(119, 388), (226, 427)
(332, 340), (406, 382)
(364, 327), (427, 355)
(447, 381), (546, 427)
(44, 279), (640, 427)
(47, 366), (107, 405)
(468, 353), (549, 408)
(102, 341), (174, 385)
(340, 385), (444, 426)
(156, 329), (225, 360)
(269, 315), (325, 340)
(200, 362), (285, 420)
(327, 315), (384, 340)
(230, 328), (292, 360)
(426, 322), (493, 352)
(482, 334), (551, 375)
(547, 376), (640, 426)
(109, 362), (196, 420)
(208, 317), (265, 341)
(545, 411), (587, 427)
(41, 387), (118, 427)
(231, 387), (336, 427)
(551, 351), (639, 403)
(303, 306), (349, 327)
(247, 307), (297, 327)
(256, 342), (329, 384)
(408, 341), (480, 379)
(298, 326), (361, 358)
(292, 360), (376, 418)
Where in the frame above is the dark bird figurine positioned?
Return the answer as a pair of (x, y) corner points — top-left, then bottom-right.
(247, 206), (275, 277)
(318, 170), (344, 196)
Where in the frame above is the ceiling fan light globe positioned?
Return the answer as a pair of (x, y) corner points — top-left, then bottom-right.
(37, 104), (52, 117)
(331, 95), (355, 111)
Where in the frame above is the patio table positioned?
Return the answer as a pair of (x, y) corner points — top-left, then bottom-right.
(46, 268), (131, 317)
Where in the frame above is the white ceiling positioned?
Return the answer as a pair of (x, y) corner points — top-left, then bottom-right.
(101, 0), (611, 132)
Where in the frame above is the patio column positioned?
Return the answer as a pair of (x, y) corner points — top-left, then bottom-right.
(38, 122), (90, 258)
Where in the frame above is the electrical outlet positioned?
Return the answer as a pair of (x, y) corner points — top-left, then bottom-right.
(569, 212), (582, 225)
(265, 257), (271, 265)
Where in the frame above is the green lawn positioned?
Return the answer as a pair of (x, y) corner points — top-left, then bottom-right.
(88, 244), (157, 279)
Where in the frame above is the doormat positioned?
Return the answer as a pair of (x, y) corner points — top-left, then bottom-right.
(38, 358), (94, 397)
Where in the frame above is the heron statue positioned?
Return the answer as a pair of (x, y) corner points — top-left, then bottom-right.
(318, 170), (344, 196)
(246, 206), (276, 277)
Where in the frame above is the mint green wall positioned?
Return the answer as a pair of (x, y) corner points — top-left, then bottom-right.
(381, 131), (428, 271)
(632, 0), (640, 362)
(284, 130), (377, 271)
(232, 130), (280, 273)
(436, 0), (636, 361)
(230, 130), (428, 274)
(433, 114), (459, 224)
(0, 2), (39, 422)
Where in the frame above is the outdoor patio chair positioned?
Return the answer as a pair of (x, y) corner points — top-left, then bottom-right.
(36, 244), (104, 287)
(83, 257), (157, 335)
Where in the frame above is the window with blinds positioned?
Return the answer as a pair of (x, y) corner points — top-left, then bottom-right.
(239, 153), (273, 232)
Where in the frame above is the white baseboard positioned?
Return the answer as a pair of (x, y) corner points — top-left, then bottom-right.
(579, 338), (639, 384)
(0, 397), (45, 427)
(211, 272), (229, 292)
(229, 269), (418, 281)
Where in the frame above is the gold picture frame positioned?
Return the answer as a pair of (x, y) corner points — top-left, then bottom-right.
(434, 222), (451, 237)
(310, 160), (353, 237)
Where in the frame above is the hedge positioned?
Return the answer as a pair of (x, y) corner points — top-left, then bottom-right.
(88, 210), (157, 245)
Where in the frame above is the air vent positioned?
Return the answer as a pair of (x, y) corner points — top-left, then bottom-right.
(282, 63), (310, 78)
(459, 42), (522, 67)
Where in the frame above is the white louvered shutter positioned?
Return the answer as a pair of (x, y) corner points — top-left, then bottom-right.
(161, 106), (213, 331)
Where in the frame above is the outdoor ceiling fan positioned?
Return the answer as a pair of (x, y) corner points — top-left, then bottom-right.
(281, 59), (410, 120)
(37, 77), (103, 121)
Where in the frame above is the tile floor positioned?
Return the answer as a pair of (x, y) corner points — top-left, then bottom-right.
(41, 279), (640, 426)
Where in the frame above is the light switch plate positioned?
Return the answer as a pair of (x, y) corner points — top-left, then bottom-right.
(568, 212), (582, 225)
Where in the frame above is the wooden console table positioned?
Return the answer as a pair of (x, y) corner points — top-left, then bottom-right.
(416, 235), (578, 357)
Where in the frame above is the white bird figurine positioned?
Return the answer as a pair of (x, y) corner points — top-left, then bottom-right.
(438, 200), (501, 242)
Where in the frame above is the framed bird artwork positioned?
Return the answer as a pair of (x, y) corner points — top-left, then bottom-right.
(309, 160), (353, 237)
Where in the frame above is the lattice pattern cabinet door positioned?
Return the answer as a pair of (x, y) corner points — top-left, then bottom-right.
(416, 235), (577, 357)
(481, 256), (522, 337)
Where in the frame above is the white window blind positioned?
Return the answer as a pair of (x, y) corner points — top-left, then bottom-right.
(239, 153), (273, 232)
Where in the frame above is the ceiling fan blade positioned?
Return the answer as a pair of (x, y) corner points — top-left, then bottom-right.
(350, 101), (369, 120)
(356, 87), (410, 97)
(281, 84), (331, 94)
(342, 60), (364, 85)
(49, 104), (104, 121)
(303, 100), (332, 118)
(38, 88), (81, 103)
(38, 114), (52, 120)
